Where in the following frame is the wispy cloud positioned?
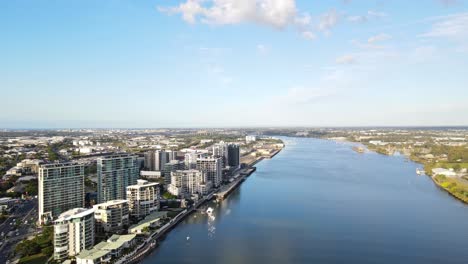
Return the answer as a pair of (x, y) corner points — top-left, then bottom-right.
(437, 0), (459, 7)
(420, 12), (468, 38)
(275, 86), (332, 105)
(420, 12), (468, 51)
(347, 10), (388, 23)
(368, 33), (392, 43)
(335, 54), (356, 64)
(256, 44), (269, 55)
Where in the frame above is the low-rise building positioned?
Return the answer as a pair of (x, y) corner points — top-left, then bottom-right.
(76, 234), (136, 264)
(432, 168), (457, 177)
(128, 211), (167, 234)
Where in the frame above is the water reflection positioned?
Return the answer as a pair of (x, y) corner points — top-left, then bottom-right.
(144, 137), (468, 264)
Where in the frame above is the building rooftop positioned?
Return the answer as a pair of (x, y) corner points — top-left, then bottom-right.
(76, 247), (109, 260)
(39, 162), (82, 168)
(76, 234), (136, 260)
(127, 179), (158, 188)
(128, 211), (168, 232)
(94, 199), (128, 208)
(56, 208), (95, 221)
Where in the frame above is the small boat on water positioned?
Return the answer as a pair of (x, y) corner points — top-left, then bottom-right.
(187, 236), (190, 240)
(206, 207), (213, 215)
(416, 168), (423, 175)
(352, 146), (365, 153)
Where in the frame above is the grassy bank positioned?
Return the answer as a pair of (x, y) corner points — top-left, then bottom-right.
(433, 175), (468, 203)
(361, 143), (468, 204)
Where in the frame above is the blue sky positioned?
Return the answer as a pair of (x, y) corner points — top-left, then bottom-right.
(1, 0), (468, 128)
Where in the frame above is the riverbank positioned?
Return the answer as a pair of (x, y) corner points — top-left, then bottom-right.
(121, 145), (283, 264)
(359, 142), (468, 205)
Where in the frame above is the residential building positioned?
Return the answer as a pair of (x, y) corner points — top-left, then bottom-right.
(197, 157), (222, 188)
(128, 211), (168, 234)
(76, 234), (136, 264)
(38, 163), (85, 224)
(54, 208), (95, 261)
(126, 179), (159, 219)
(212, 141), (228, 167)
(140, 170), (162, 180)
(144, 150), (155, 171)
(154, 150), (168, 171)
(227, 144), (241, 168)
(97, 154), (139, 203)
(163, 160), (185, 184)
(93, 200), (129, 234)
(184, 152), (198, 169)
(246, 135), (257, 143)
(167, 169), (212, 198)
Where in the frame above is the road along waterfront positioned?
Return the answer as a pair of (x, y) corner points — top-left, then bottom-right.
(142, 137), (468, 264)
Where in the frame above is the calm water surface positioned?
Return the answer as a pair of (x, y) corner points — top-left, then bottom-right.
(143, 137), (468, 264)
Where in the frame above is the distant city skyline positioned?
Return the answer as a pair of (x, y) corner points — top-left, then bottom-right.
(1, 0), (468, 128)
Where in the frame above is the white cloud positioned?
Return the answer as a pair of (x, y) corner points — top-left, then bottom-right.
(368, 33), (392, 43)
(279, 86), (330, 105)
(159, 0), (297, 28)
(301, 31), (316, 40)
(367, 10), (388, 19)
(420, 12), (468, 38)
(257, 44), (269, 54)
(348, 10), (387, 23)
(335, 54), (356, 64)
(159, 1), (341, 40)
(347, 15), (367, 23)
(318, 9), (339, 33)
(294, 12), (312, 27)
(437, 0), (459, 7)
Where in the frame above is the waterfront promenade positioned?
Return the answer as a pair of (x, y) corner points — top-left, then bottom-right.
(114, 165), (262, 264)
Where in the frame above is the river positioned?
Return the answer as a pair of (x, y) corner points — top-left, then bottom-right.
(142, 137), (468, 264)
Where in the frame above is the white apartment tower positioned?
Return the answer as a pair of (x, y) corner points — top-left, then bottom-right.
(212, 141), (228, 167)
(126, 179), (159, 219)
(93, 200), (129, 234)
(53, 208), (95, 261)
(168, 170), (212, 198)
(97, 154), (139, 203)
(38, 163), (85, 224)
(197, 157), (223, 188)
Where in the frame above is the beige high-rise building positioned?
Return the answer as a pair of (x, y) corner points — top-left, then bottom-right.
(126, 179), (159, 219)
(196, 157), (222, 188)
(93, 200), (129, 234)
(168, 169), (212, 198)
(38, 163), (85, 224)
(53, 208), (95, 261)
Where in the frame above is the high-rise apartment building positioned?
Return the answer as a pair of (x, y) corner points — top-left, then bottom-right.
(227, 144), (241, 168)
(163, 160), (185, 185)
(54, 208), (95, 261)
(144, 151), (156, 171)
(97, 154), (139, 203)
(196, 157), (222, 188)
(93, 200), (129, 234)
(126, 179), (159, 219)
(212, 141), (228, 167)
(154, 150), (167, 171)
(38, 163), (85, 224)
(167, 170), (212, 198)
